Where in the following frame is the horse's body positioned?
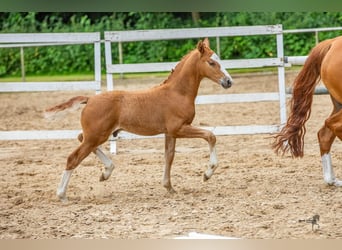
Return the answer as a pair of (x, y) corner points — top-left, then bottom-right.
(46, 38), (233, 201)
(273, 35), (342, 186)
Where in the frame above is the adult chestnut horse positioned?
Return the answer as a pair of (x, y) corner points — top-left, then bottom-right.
(273, 35), (342, 186)
(46, 38), (233, 201)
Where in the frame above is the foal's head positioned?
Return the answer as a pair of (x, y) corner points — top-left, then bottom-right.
(196, 38), (233, 89)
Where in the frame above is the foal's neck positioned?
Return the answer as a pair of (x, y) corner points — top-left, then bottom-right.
(165, 51), (203, 99)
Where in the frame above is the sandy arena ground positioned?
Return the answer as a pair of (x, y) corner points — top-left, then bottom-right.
(1, 71), (342, 239)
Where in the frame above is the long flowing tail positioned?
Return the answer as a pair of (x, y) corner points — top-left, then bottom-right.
(272, 39), (333, 157)
(44, 96), (89, 119)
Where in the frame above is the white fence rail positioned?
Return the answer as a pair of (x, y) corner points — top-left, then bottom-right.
(104, 25), (286, 153)
(2, 26), (340, 148)
(0, 32), (101, 141)
(283, 26), (342, 44)
(0, 32), (101, 93)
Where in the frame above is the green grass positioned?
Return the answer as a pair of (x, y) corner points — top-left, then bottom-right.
(0, 66), (298, 82)
(0, 73), (95, 82)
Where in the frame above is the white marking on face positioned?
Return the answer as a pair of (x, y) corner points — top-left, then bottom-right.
(210, 53), (232, 80)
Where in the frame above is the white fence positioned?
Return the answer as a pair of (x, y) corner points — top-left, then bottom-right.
(0, 32), (101, 141)
(2, 26), (339, 152)
(283, 26), (342, 44)
(104, 25), (287, 153)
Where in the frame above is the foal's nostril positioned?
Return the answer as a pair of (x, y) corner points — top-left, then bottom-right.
(220, 78), (233, 89)
(227, 79), (233, 87)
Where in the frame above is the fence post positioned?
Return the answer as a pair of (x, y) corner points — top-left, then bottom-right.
(94, 40), (102, 94)
(276, 30), (287, 125)
(216, 36), (220, 58)
(118, 41), (123, 79)
(315, 30), (319, 44)
(20, 46), (25, 82)
(105, 40), (113, 91)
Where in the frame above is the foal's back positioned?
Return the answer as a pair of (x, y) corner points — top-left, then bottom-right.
(81, 84), (195, 137)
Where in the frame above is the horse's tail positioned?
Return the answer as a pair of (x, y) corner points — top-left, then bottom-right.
(44, 96), (89, 119)
(272, 39), (333, 157)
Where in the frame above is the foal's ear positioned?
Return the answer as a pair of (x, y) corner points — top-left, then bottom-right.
(197, 38), (210, 54)
(203, 37), (210, 47)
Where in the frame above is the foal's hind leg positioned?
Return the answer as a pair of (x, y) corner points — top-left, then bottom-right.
(57, 141), (96, 201)
(78, 133), (115, 182)
(57, 133), (112, 201)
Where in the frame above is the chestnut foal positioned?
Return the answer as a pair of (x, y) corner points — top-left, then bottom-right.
(46, 38), (233, 201)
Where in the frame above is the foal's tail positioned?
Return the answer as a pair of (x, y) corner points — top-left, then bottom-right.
(44, 96), (89, 119)
(272, 39), (333, 157)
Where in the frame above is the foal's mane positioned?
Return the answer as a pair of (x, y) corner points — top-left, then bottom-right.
(161, 48), (201, 85)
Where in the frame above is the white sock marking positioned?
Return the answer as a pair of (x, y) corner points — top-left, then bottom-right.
(95, 148), (112, 168)
(322, 153), (335, 184)
(205, 147), (218, 179)
(95, 148), (114, 180)
(57, 170), (73, 200)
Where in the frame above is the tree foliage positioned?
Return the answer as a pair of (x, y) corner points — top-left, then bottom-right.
(0, 12), (341, 77)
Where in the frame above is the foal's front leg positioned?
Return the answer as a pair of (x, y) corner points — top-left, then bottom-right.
(163, 135), (177, 193)
(203, 144), (218, 181)
(175, 125), (218, 181)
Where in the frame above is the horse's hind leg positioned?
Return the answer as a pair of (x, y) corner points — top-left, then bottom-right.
(318, 96), (342, 186)
(78, 133), (115, 182)
(318, 124), (337, 185)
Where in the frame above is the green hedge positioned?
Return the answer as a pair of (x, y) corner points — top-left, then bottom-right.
(0, 12), (341, 77)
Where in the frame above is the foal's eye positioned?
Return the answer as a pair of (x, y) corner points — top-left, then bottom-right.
(208, 60), (216, 66)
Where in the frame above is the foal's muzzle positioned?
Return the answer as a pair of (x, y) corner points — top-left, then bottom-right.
(221, 78), (233, 89)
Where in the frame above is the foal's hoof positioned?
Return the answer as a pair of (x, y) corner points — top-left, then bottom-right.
(333, 179), (342, 187)
(57, 190), (68, 202)
(203, 170), (213, 181)
(59, 197), (69, 203)
(57, 194), (68, 203)
(203, 173), (210, 182)
(203, 165), (217, 181)
(99, 174), (107, 182)
(165, 186), (177, 194)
